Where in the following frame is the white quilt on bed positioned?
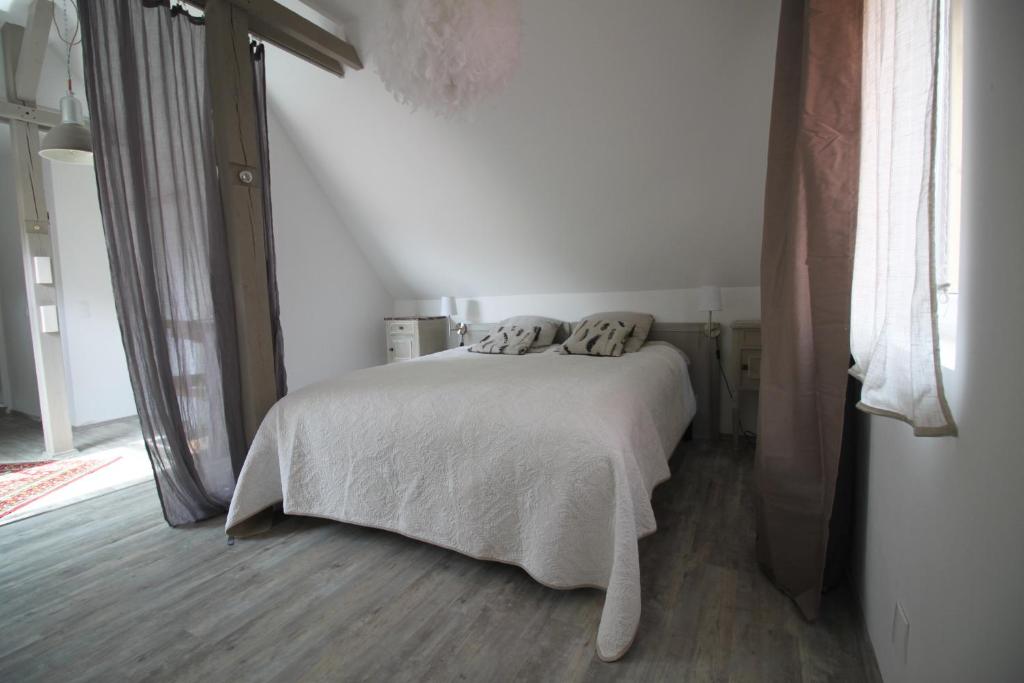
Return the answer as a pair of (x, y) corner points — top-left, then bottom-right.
(225, 341), (696, 661)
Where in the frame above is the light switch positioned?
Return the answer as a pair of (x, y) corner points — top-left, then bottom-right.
(39, 305), (59, 334)
(33, 256), (53, 284)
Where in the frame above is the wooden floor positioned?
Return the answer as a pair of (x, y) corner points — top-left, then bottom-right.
(0, 439), (880, 682)
(0, 413), (143, 463)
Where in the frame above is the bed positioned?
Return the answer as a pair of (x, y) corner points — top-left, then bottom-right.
(225, 339), (698, 661)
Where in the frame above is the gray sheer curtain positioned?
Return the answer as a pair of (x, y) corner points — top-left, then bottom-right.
(252, 43), (287, 399)
(80, 0), (244, 525)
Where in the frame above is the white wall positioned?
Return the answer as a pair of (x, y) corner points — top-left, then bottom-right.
(269, 107), (393, 389)
(0, 122), (40, 417)
(395, 287), (759, 325)
(853, 3), (1024, 681)
(45, 162), (137, 426)
(396, 285), (761, 434)
(262, 1), (779, 416)
(268, 0), (780, 301)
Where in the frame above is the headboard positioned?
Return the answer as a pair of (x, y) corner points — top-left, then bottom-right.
(460, 322), (721, 440)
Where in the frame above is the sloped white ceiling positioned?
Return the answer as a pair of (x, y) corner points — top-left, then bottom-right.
(266, 0), (781, 299)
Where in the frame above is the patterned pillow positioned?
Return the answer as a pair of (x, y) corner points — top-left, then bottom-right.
(577, 311), (654, 353)
(497, 316), (562, 347)
(559, 318), (631, 357)
(468, 325), (538, 355)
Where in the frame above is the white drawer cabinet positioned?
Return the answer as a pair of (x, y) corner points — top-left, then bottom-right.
(385, 317), (448, 364)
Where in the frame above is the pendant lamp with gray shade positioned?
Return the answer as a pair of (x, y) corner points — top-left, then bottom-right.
(39, 0), (93, 165)
(40, 92), (93, 164)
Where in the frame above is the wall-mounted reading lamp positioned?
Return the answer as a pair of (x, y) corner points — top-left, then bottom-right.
(440, 296), (468, 346)
(697, 285), (722, 338)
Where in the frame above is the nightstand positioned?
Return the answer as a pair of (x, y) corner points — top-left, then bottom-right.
(385, 317), (448, 363)
(729, 320), (761, 445)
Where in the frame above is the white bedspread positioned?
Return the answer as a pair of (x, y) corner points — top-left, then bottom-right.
(225, 341), (696, 661)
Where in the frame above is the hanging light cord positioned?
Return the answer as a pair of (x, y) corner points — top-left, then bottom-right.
(53, 0), (81, 94)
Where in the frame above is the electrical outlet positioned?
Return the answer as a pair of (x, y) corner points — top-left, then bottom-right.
(891, 601), (911, 664)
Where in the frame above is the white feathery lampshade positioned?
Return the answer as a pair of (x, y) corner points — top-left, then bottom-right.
(372, 0), (522, 117)
(696, 286), (722, 313)
(440, 296), (456, 317)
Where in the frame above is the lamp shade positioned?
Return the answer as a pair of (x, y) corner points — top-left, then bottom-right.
(440, 296), (456, 317)
(39, 94), (93, 165)
(696, 285), (722, 313)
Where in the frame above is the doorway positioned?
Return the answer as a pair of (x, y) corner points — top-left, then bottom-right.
(0, 114), (149, 525)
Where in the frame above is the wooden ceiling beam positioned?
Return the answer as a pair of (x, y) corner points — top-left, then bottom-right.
(238, 0), (362, 69)
(246, 12), (346, 76)
(204, 0), (280, 446)
(189, 0), (362, 77)
(13, 0), (54, 104)
(0, 98), (63, 128)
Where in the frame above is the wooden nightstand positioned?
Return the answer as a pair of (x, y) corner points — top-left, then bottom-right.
(385, 317), (449, 363)
(729, 320), (761, 445)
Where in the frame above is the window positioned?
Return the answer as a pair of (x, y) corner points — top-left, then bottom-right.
(849, 0), (958, 436)
(938, 0), (963, 369)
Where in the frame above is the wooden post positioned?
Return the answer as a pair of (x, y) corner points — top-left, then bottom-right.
(0, 99), (63, 128)
(2, 17), (75, 454)
(204, 0), (278, 444)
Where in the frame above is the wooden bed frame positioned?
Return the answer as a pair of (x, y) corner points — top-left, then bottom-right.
(461, 322), (721, 440)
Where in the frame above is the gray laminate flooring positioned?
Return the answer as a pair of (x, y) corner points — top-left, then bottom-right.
(0, 439), (881, 682)
(0, 412), (143, 463)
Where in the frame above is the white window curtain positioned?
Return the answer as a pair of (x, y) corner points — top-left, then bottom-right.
(850, 0), (957, 436)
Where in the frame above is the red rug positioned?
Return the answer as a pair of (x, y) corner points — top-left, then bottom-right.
(0, 456), (121, 520)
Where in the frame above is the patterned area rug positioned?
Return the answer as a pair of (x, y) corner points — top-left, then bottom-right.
(0, 456), (121, 520)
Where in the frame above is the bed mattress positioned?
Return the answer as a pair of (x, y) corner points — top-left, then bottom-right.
(225, 341), (696, 661)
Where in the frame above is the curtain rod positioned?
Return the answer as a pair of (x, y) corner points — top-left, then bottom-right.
(142, 0), (206, 24)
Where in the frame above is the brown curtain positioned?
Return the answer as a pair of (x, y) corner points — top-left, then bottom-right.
(756, 0), (863, 619)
